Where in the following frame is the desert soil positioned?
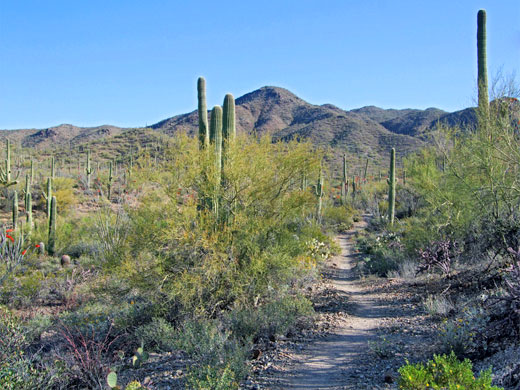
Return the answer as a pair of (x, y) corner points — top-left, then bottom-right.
(245, 216), (437, 390)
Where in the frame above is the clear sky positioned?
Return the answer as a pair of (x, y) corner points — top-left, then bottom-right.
(1, 0), (519, 129)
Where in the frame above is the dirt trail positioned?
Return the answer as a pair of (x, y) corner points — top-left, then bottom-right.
(268, 216), (401, 390)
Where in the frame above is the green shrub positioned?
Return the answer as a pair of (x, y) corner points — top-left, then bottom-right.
(398, 352), (503, 389)
(135, 317), (176, 352)
(185, 364), (238, 390)
(228, 295), (313, 341)
(322, 205), (354, 232)
(356, 231), (405, 276)
(437, 307), (489, 358)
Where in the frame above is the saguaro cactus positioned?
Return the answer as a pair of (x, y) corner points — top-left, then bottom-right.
(315, 168), (324, 222)
(107, 161), (113, 200)
(341, 154), (348, 205)
(198, 77), (209, 149)
(301, 173), (308, 191)
(85, 149), (92, 189)
(388, 148), (396, 226)
(0, 140), (19, 187)
(222, 94), (236, 142)
(477, 9), (489, 115)
(23, 174), (30, 210)
(210, 106), (223, 217)
(12, 190), (18, 230)
(48, 196), (57, 256)
(26, 192), (33, 232)
(43, 177), (52, 219)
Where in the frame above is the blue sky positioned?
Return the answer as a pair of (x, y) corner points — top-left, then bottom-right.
(1, 0), (519, 129)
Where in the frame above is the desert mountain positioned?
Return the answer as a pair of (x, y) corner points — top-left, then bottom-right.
(0, 86), (483, 165)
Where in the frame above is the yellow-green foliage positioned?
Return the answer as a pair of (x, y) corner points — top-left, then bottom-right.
(115, 134), (325, 313)
(402, 101), (520, 250)
(398, 352), (503, 389)
(51, 177), (78, 212)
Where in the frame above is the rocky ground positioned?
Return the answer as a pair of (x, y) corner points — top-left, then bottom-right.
(243, 218), (439, 390)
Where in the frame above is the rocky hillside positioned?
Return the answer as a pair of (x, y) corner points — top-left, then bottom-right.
(0, 86), (483, 166)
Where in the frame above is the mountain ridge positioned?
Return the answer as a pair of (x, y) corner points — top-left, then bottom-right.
(0, 86), (479, 163)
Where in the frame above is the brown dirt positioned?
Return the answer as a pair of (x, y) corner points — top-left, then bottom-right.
(247, 216), (436, 389)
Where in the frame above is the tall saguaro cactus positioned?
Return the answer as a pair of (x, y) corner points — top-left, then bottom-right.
(477, 9), (489, 115)
(85, 149), (92, 189)
(48, 196), (57, 256)
(198, 77), (209, 149)
(26, 192), (33, 233)
(0, 140), (19, 187)
(43, 178), (52, 219)
(315, 168), (324, 222)
(222, 94), (236, 142)
(388, 148), (396, 226)
(23, 174), (30, 210)
(210, 106), (223, 217)
(341, 154), (348, 205)
(107, 161), (113, 200)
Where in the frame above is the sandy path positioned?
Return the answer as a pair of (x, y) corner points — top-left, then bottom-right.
(271, 216), (389, 389)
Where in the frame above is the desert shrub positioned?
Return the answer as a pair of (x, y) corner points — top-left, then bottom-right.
(356, 231), (405, 276)
(368, 335), (395, 359)
(94, 205), (130, 265)
(53, 177), (80, 212)
(398, 352), (503, 389)
(438, 306), (489, 358)
(29, 213), (93, 257)
(404, 97), (520, 262)
(423, 294), (454, 317)
(185, 364), (238, 390)
(228, 294), (313, 341)
(395, 185), (424, 219)
(65, 241), (101, 259)
(55, 319), (121, 389)
(416, 239), (461, 277)
(322, 204), (354, 232)
(0, 306), (62, 389)
(174, 317), (249, 383)
(134, 317), (176, 352)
